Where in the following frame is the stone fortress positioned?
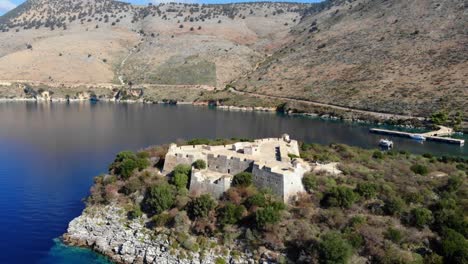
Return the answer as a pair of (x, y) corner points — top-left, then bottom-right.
(163, 134), (311, 202)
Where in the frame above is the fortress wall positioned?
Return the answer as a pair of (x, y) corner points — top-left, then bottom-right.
(252, 164), (285, 199)
(207, 154), (252, 175)
(190, 171), (231, 198)
(162, 152), (206, 174)
(282, 171), (306, 202)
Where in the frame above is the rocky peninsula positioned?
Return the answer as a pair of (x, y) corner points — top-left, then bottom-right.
(62, 138), (467, 264)
(64, 205), (251, 264)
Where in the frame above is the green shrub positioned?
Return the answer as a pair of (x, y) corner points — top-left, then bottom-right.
(424, 253), (443, 264)
(302, 173), (317, 192)
(384, 227), (403, 243)
(232, 172), (253, 187)
(318, 232), (352, 264)
(217, 203), (245, 226)
(245, 193), (267, 208)
(128, 205), (143, 219)
(410, 164), (429, 175)
(214, 257), (226, 264)
(445, 175), (463, 193)
(356, 182), (378, 199)
(193, 159), (207, 169)
(110, 150), (150, 179)
(174, 164), (191, 176)
(187, 138), (211, 145)
(119, 158), (138, 179)
(348, 215), (366, 228)
(255, 206), (282, 229)
(189, 194), (217, 219)
(135, 157), (150, 171)
(345, 231), (364, 249)
(143, 183), (176, 215)
(322, 186), (358, 209)
(440, 229), (468, 264)
(383, 196), (406, 216)
(121, 177), (142, 195)
(410, 208), (433, 228)
(173, 172), (189, 191)
(151, 212), (172, 227)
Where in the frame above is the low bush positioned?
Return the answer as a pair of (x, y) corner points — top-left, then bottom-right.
(383, 196), (406, 216)
(321, 186), (358, 209)
(302, 173), (317, 192)
(356, 182), (378, 199)
(410, 164), (429, 175)
(384, 227), (403, 243)
(142, 183), (177, 215)
(217, 202), (245, 226)
(189, 194), (217, 219)
(193, 159), (207, 169)
(318, 232), (352, 264)
(255, 206), (282, 229)
(410, 208), (433, 228)
(232, 172), (253, 187)
(440, 229), (468, 264)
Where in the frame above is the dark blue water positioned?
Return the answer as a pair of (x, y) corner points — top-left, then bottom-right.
(0, 102), (465, 264)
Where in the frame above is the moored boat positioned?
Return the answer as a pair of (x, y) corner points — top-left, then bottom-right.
(379, 139), (393, 149)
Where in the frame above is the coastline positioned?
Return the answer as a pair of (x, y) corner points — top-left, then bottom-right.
(0, 95), (429, 129)
(62, 204), (252, 264)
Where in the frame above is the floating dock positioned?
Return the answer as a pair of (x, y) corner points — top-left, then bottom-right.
(370, 128), (465, 146)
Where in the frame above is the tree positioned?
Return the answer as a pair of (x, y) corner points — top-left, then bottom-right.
(143, 183), (176, 215)
(232, 172), (253, 187)
(440, 229), (468, 264)
(322, 186), (358, 209)
(410, 208), (433, 228)
(217, 202), (245, 226)
(255, 206), (281, 229)
(356, 182), (378, 199)
(189, 194), (216, 219)
(318, 232), (352, 264)
(302, 173), (317, 192)
(193, 159), (206, 170)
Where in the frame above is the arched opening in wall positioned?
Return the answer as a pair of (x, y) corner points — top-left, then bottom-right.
(228, 169), (231, 174)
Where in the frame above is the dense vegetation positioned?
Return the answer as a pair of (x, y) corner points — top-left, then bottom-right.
(88, 139), (467, 263)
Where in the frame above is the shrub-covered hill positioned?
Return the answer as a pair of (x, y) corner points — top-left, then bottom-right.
(233, 0), (468, 118)
(80, 139), (467, 264)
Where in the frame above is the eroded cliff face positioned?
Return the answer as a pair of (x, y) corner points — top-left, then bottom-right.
(63, 205), (253, 264)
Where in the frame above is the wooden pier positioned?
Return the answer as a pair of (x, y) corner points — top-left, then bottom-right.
(370, 128), (465, 146)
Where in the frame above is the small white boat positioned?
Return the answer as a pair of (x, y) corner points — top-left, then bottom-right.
(409, 134), (426, 141)
(379, 139), (393, 149)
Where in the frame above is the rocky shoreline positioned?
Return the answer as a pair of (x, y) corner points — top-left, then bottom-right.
(63, 204), (253, 264)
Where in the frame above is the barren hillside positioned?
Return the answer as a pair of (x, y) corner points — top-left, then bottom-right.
(0, 0), (308, 87)
(233, 0), (468, 117)
(0, 0), (466, 118)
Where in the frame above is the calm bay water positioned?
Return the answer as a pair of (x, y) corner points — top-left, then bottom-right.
(0, 102), (465, 263)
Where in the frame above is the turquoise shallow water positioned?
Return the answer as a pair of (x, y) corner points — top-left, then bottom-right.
(38, 239), (112, 264)
(0, 102), (465, 264)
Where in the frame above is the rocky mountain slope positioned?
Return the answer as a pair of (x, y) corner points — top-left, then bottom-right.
(0, 0), (466, 118)
(233, 0), (468, 117)
(0, 0), (307, 86)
